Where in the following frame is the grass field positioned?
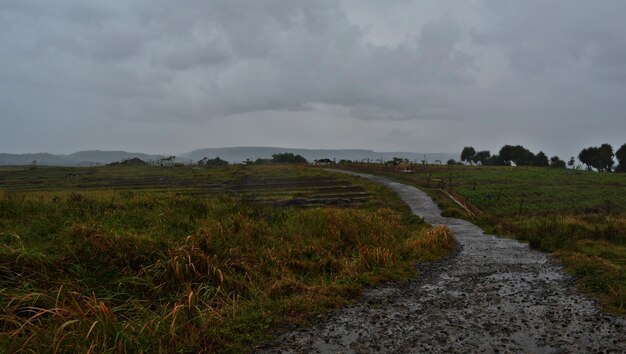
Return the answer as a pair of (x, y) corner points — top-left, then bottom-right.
(338, 163), (626, 313)
(0, 164), (454, 353)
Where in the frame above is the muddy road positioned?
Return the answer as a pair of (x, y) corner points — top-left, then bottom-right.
(261, 172), (626, 353)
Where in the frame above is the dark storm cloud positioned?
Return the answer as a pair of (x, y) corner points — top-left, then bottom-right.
(0, 0), (473, 120)
(0, 0), (625, 156)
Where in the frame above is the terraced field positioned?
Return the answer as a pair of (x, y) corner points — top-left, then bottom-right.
(0, 165), (370, 207)
(225, 176), (369, 207)
(1, 163), (446, 352)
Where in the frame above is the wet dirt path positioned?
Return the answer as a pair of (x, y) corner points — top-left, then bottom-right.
(261, 171), (625, 353)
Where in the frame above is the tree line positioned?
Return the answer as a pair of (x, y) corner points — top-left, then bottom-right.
(238, 153), (308, 165)
(457, 143), (626, 172)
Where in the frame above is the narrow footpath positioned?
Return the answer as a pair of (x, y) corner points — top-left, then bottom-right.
(261, 171), (626, 353)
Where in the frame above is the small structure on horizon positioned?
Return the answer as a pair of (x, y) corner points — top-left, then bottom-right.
(314, 158), (334, 165)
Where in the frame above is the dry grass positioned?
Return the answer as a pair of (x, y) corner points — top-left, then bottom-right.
(0, 165), (454, 352)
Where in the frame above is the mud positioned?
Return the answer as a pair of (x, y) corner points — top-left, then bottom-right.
(260, 172), (626, 353)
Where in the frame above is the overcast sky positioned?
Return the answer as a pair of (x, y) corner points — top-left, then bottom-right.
(1, 0), (625, 157)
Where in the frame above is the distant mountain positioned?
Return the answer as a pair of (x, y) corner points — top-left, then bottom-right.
(0, 152), (67, 166)
(182, 147), (458, 164)
(67, 151), (162, 165)
(0, 150), (163, 166)
(0, 147), (459, 166)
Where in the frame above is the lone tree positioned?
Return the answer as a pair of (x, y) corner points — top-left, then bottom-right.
(460, 146), (476, 165)
(615, 143), (626, 172)
(568, 157), (575, 168)
(578, 148), (594, 170)
(578, 144), (614, 172)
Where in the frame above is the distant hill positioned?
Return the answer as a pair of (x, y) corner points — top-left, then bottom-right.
(0, 150), (162, 166)
(182, 147), (458, 164)
(0, 147), (458, 166)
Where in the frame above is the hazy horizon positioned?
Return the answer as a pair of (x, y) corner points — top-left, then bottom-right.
(0, 145), (459, 156)
(2, 1), (625, 158)
(0, 146), (460, 166)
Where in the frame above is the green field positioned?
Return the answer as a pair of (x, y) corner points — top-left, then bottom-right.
(0, 164), (454, 353)
(339, 163), (626, 312)
(3, 162), (623, 352)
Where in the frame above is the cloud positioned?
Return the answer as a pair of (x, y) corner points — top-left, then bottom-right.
(1, 0), (476, 121)
(0, 0), (625, 157)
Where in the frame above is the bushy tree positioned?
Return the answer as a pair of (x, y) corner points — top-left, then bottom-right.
(206, 157), (228, 166)
(498, 145), (514, 165)
(447, 159), (457, 165)
(271, 153), (308, 164)
(616, 143), (626, 172)
(550, 156), (566, 168)
(598, 144), (614, 171)
(472, 150), (491, 165)
(578, 144), (614, 172)
(498, 145), (536, 166)
(460, 147), (476, 165)
(483, 154), (504, 166)
(579, 148), (593, 170)
(198, 156), (228, 166)
(533, 151), (549, 167)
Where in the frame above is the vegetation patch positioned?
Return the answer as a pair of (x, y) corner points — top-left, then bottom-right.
(337, 162), (626, 313)
(0, 165), (454, 352)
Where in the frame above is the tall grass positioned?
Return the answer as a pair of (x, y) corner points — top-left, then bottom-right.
(498, 214), (626, 312)
(0, 189), (453, 352)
